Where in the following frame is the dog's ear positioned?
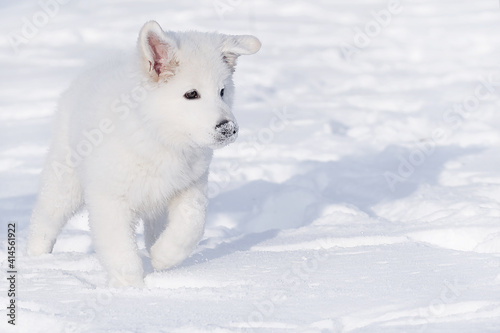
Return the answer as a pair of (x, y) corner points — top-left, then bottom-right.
(221, 35), (261, 71)
(138, 21), (178, 81)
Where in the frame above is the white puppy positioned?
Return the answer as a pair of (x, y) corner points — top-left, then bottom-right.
(27, 21), (260, 287)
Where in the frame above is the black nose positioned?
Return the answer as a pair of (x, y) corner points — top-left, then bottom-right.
(215, 120), (238, 137)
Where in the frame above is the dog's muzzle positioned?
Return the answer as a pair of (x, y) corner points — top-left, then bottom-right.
(215, 119), (238, 144)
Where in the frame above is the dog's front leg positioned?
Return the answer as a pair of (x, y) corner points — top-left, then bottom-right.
(150, 175), (208, 271)
(87, 193), (144, 287)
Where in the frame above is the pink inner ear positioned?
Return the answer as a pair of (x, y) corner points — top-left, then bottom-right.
(147, 34), (170, 76)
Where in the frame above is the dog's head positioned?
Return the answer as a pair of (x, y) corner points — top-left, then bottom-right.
(136, 21), (260, 149)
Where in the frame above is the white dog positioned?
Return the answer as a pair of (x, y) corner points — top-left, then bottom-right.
(27, 21), (260, 287)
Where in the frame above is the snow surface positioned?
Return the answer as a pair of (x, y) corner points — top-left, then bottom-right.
(1, 0), (500, 332)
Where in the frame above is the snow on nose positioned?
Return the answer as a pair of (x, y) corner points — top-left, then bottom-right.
(215, 120), (238, 138)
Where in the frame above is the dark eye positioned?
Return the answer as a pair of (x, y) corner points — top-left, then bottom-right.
(220, 88), (225, 98)
(184, 90), (200, 100)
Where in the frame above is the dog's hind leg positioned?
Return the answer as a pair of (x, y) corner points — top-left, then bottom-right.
(27, 149), (83, 256)
(150, 174), (208, 271)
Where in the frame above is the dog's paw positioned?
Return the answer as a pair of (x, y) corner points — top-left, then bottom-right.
(26, 238), (53, 256)
(150, 244), (187, 271)
(106, 262), (145, 288)
(150, 256), (177, 271)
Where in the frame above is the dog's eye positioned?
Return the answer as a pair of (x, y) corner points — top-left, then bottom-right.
(184, 90), (200, 100)
(220, 88), (225, 98)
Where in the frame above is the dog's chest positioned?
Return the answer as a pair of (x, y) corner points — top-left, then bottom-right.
(127, 148), (211, 213)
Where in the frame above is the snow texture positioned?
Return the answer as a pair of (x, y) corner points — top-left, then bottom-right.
(1, 0), (500, 332)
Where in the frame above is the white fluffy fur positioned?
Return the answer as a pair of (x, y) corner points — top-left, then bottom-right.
(27, 21), (260, 287)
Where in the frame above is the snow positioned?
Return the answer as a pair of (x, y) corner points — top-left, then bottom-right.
(1, 0), (500, 332)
